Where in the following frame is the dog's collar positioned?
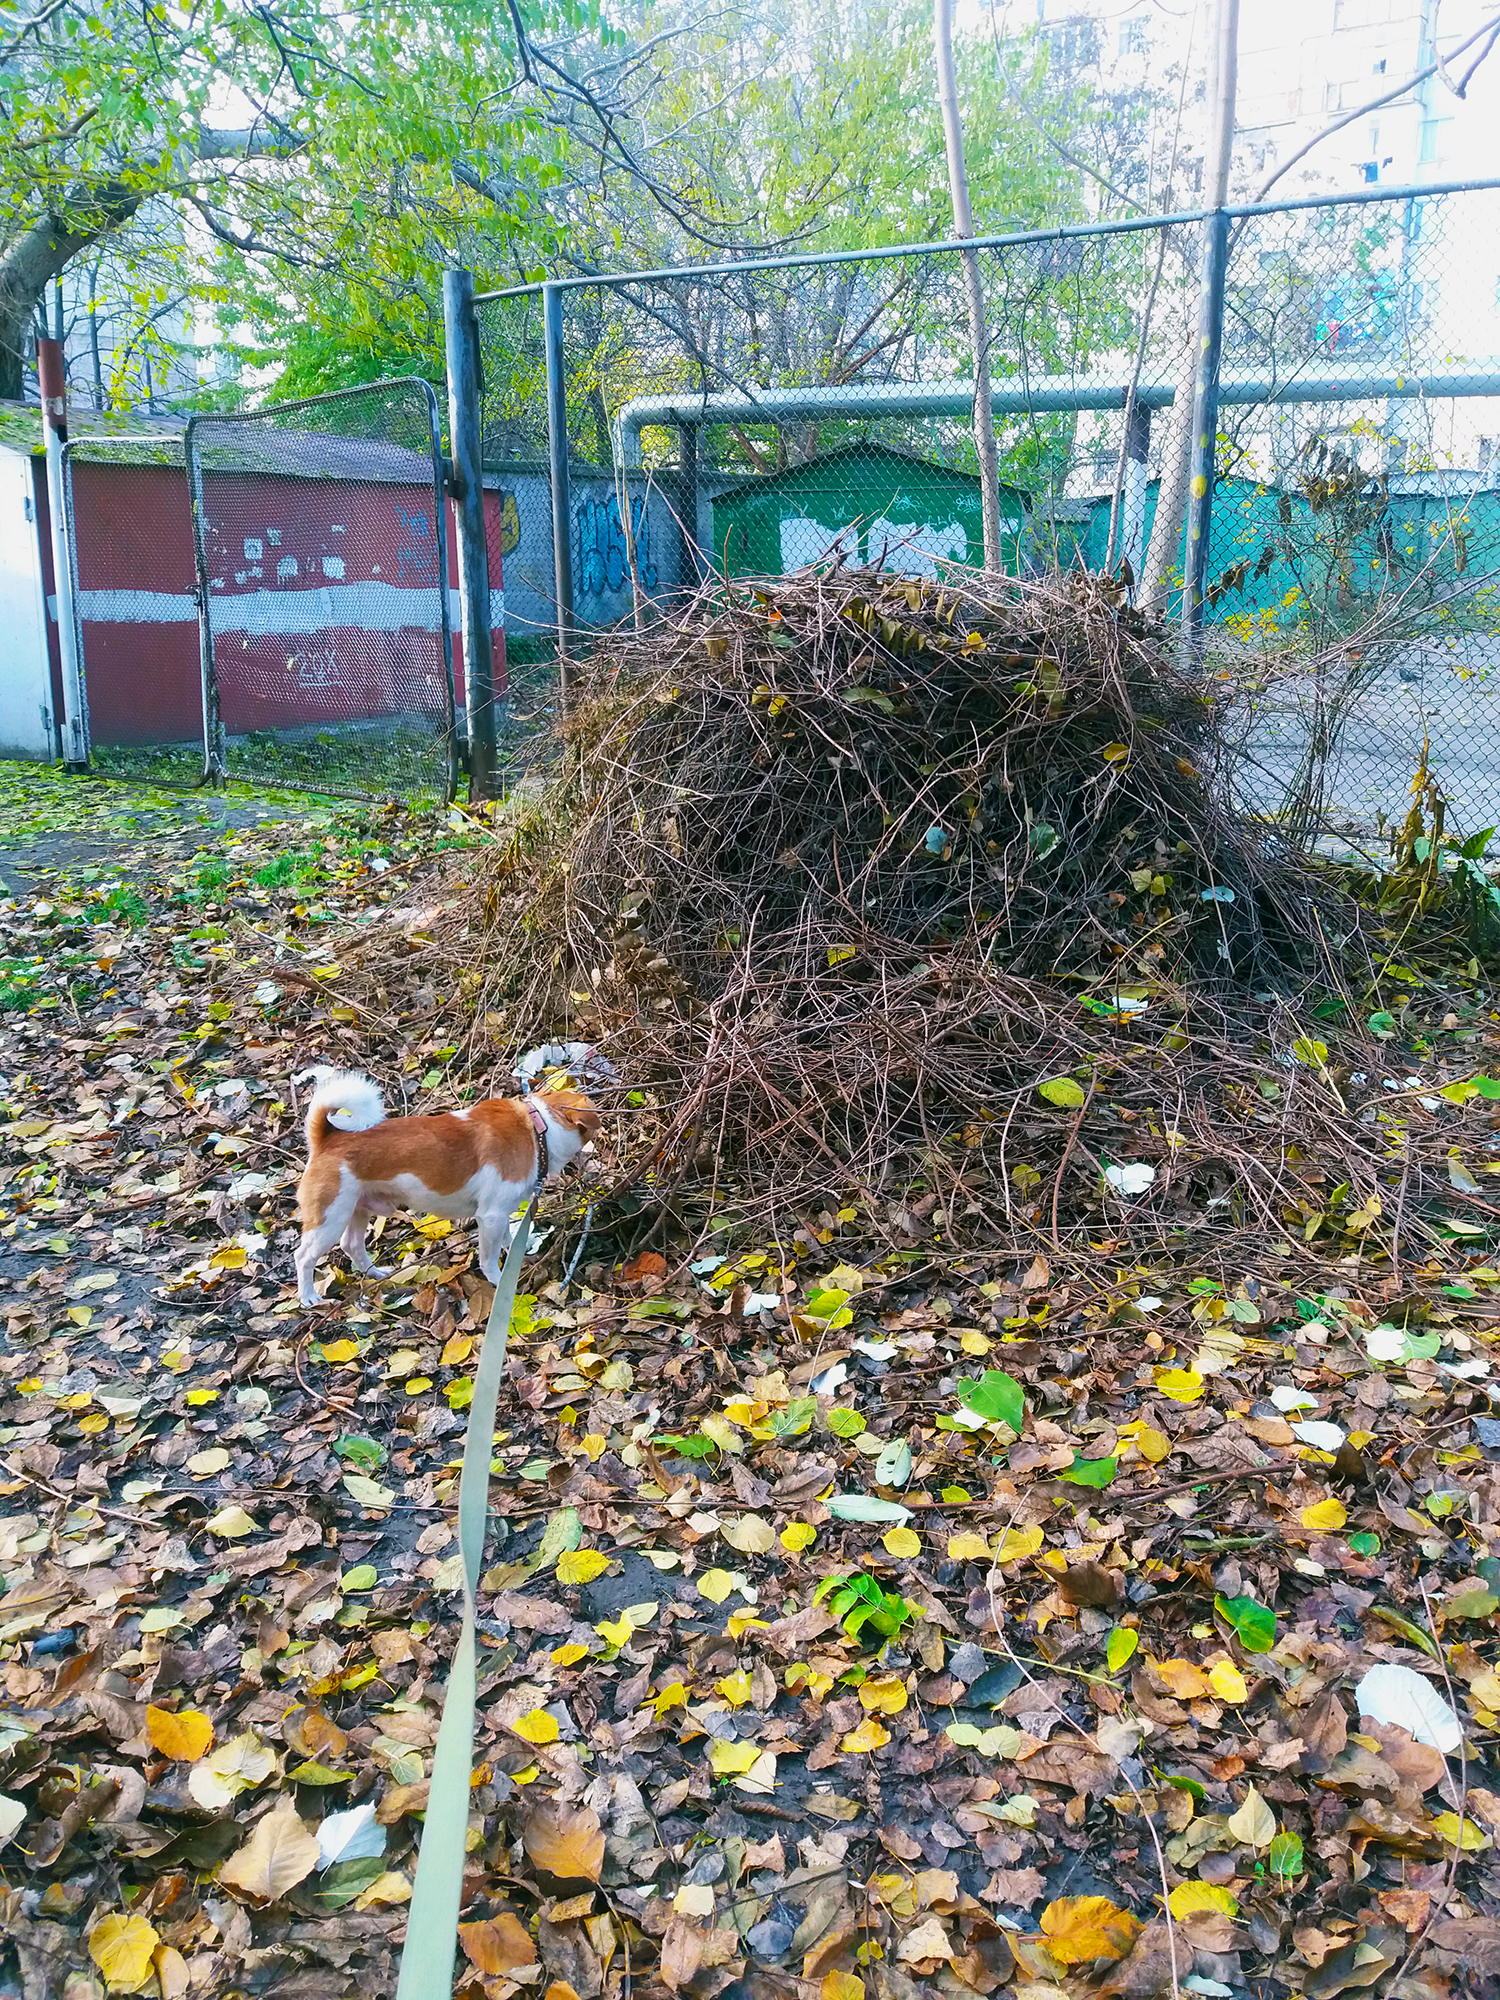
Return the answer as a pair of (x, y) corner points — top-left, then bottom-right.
(524, 1096), (550, 1182)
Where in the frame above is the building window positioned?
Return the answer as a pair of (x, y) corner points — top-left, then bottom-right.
(1045, 17), (1100, 70)
(1362, 161), (1378, 182)
(1119, 15), (1148, 55)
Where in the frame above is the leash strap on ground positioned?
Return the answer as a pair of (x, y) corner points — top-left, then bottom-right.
(395, 1200), (535, 2000)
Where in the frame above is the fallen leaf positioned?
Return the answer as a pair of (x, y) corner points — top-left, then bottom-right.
(88, 1913), (160, 1993)
(218, 1798), (321, 1903)
(144, 1705), (215, 1765)
(522, 1801), (605, 1884)
(459, 1914), (539, 1975)
(1040, 1895), (1143, 1965)
(1227, 1783), (1275, 1848)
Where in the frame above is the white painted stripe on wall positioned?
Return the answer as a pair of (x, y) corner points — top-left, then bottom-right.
(56, 582), (506, 635)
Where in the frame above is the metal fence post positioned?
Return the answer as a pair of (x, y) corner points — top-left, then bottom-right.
(543, 282), (573, 710)
(444, 269), (497, 799)
(37, 341), (88, 769)
(1182, 205), (1230, 655)
(183, 418), (226, 786)
(678, 422), (701, 588)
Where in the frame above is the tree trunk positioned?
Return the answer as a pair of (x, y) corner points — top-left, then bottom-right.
(0, 188), (144, 401)
(1140, 0), (1239, 613)
(933, 0), (1004, 573)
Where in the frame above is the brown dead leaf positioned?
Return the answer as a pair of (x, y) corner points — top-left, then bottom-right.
(621, 1251), (667, 1283)
(283, 1708), (348, 1762)
(1153, 1658), (1212, 1700)
(522, 1801), (605, 1885)
(1428, 1917), (1500, 1973)
(658, 1917), (706, 1991)
(1094, 1921), (1178, 2000)
(897, 1915), (955, 1970)
(458, 1913), (538, 1976)
(1377, 1889), (1430, 1933)
(1058, 1561), (1123, 1609)
(1363, 1721), (1447, 1794)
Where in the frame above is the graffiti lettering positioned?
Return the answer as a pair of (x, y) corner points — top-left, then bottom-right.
(577, 492), (656, 597)
(396, 505), (438, 585)
(287, 647), (341, 689)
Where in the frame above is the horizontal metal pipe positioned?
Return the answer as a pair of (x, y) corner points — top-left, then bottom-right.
(615, 363), (1500, 463)
(473, 174), (1500, 304)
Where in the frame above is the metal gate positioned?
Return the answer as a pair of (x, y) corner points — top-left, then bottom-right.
(62, 433), (208, 788)
(184, 379), (458, 805)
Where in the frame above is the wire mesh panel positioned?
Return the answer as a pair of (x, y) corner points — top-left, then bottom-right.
(473, 181), (1500, 832)
(1208, 185), (1500, 836)
(63, 435), (206, 788)
(186, 379), (457, 806)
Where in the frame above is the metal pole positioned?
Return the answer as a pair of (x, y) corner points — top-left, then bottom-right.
(36, 340), (88, 769)
(1119, 399), (1152, 593)
(1182, 207), (1230, 653)
(183, 419), (226, 785)
(542, 282), (573, 709)
(678, 422), (700, 590)
(443, 268), (497, 799)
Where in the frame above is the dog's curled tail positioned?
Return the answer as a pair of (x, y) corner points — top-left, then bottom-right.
(299, 1068), (385, 1145)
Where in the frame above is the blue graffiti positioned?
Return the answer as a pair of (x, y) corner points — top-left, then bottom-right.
(577, 492), (656, 597)
(395, 505), (438, 584)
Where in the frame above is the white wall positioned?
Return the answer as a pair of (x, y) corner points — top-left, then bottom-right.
(0, 452), (57, 761)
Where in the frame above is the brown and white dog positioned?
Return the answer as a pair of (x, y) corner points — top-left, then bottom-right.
(293, 1067), (601, 1306)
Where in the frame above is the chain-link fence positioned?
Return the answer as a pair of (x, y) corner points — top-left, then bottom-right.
(185, 379), (458, 805)
(62, 432), (207, 788)
(474, 177), (1500, 836)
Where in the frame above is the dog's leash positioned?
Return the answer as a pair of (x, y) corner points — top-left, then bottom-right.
(394, 1198), (535, 2000)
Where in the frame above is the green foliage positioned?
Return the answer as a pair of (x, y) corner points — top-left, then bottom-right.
(813, 1570), (915, 1644)
(1214, 1592), (1277, 1654)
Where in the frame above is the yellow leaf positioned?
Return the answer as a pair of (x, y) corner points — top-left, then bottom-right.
(709, 1738), (763, 1775)
(859, 1675), (908, 1715)
(1167, 1882), (1239, 1919)
(947, 1531), (992, 1561)
(699, 1412), (744, 1454)
(522, 1800), (606, 1884)
(78, 1412), (108, 1435)
(722, 1514), (776, 1555)
(822, 1974), (866, 2000)
(556, 1550), (612, 1586)
(146, 1706), (214, 1762)
(404, 1377), (432, 1396)
(697, 1567), (735, 1604)
(1118, 1421), (1171, 1462)
(1101, 742), (1131, 763)
(206, 1506), (257, 1539)
(1039, 1895), (1142, 1965)
(415, 1216), (453, 1238)
(459, 1914), (538, 1976)
(153, 1943), (190, 1999)
(960, 1330), (992, 1355)
(1207, 1660), (1248, 1703)
(1152, 1368), (1204, 1403)
(1300, 1497), (1347, 1533)
(551, 1644), (588, 1668)
(1227, 1784), (1276, 1849)
(780, 1522), (816, 1552)
(1154, 1659), (1211, 1700)
(440, 1333), (473, 1365)
(1431, 1812), (1491, 1851)
(186, 1446), (229, 1477)
(883, 1526), (921, 1558)
(184, 1388), (219, 1406)
(68, 1305), (92, 1328)
(209, 1242), (247, 1270)
(649, 1682), (690, 1717)
(88, 1914), (160, 1992)
(595, 1617), (632, 1647)
(840, 1716), (890, 1753)
(217, 1798), (321, 1903)
(318, 1338), (360, 1363)
(580, 1433), (608, 1461)
(512, 1709), (561, 1745)
(993, 1524), (1045, 1564)
(716, 1670), (753, 1707)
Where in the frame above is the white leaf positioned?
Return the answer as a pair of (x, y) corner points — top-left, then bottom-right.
(0, 1794), (26, 1849)
(1104, 1162), (1157, 1197)
(317, 1800), (386, 1869)
(1364, 1325), (1408, 1362)
(1291, 1420), (1346, 1450)
(854, 1337), (899, 1359)
(1354, 1663), (1461, 1754)
(874, 1439), (913, 1488)
(742, 1291), (781, 1314)
(1439, 1358), (1492, 1380)
(808, 1361), (847, 1396)
(1270, 1385), (1317, 1412)
(824, 1494), (912, 1525)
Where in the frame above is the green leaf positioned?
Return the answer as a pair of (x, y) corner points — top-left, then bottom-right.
(655, 1432), (718, 1458)
(1291, 1036), (1328, 1067)
(340, 1565), (377, 1592)
(1267, 1830), (1303, 1878)
(955, 1369), (1025, 1434)
(828, 1407), (865, 1437)
(1060, 1453), (1117, 1488)
(1038, 1076), (1086, 1109)
(316, 1854), (388, 1907)
(1214, 1593), (1277, 1653)
(1105, 1626), (1139, 1674)
(769, 1397), (816, 1437)
(334, 1434), (386, 1471)
(1347, 1532), (1380, 1557)
(534, 1507), (583, 1569)
(1367, 1011), (1398, 1038)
